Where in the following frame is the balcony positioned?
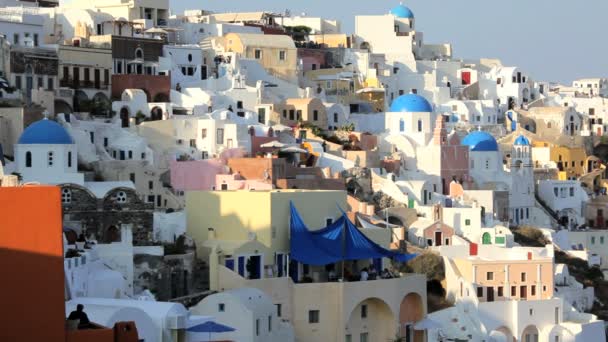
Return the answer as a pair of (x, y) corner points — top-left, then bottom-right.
(60, 78), (109, 91)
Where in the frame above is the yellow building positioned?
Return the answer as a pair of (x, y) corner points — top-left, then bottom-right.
(219, 33), (297, 82)
(273, 97), (328, 128)
(308, 33), (350, 48)
(531, 140), (588, 180)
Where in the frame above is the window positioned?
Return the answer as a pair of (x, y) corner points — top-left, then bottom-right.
(201, 129), (207, 139)
(13, 33), (19, 45)
(147, 195), (155, 203)
(360, 333), (369, 342)
(279, 50), (286, 60)
(129, 173), (135, 183)
(47, 78), (54, 91)
(296, 110), (302, 120)
(68, 151), (72, 168)
(282, 110), (287, 118)
(190, 139), (196, 148)
(308, 310), (319, 323)
(465, 219), (471, 226)
(276, 304), (282, 317)
(116, 191), (128, 204)
(15, 76), (22, 89)
(531, 285), (536, 296)
(591, 236), (596, 244)
(417, 119), (422, 132)
(237, 101), (243, 109)
(47, 151), (54, 166)
(511, 286), (516, 296)
(487, 272), (494, 280)
(218, 303), (225, 312)
(555, 307), (559, 324)
(255, 318), (260, 336)
(104, 69), (109, 85)
(135, 48), (143, 59)
(497, 286), (503, 297)
(529, 308), (534, 316)
(255, 49), (262, 59)
(313, 110), (318, 121)
(289, 110), (295, 120)
(334, 113), (338, 123)
(521, 273), (526, 282)
(216, 128), (224, 144)
(361, 304), (367, 318)
(61, 188), (72, 204)
(38, 77), (43, 88)
(601, 236), (604, 244)
(268, 315), (272, 332)
(148, 181), (154, 190)
(477, 286), (483, 297)
(569, 187), (574, 197)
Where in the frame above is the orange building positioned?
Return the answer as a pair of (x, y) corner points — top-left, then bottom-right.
(0, 185), (138, 342)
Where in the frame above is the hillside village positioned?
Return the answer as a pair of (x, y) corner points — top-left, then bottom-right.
(2, 0), (608, 341)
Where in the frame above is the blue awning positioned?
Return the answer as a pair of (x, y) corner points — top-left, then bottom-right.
(289, 202), (416, 266)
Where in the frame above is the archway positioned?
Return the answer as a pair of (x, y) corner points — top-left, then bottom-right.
(73, 90), (90, 112)
(482, 232), (492, 245)
(120, 107), (130, 128)
(55, 100), (73, 115)
(103, 225), (120, 243)
(150, 106), (163, 121)
(346, 298), (395, 342)
(399, 292), (424, 341)
(91, 92), (111, 117)
(521, 325), (539, 342)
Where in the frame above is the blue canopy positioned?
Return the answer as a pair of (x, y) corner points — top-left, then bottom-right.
(289, 202), (416, 266)
(187, 321), (236, 333)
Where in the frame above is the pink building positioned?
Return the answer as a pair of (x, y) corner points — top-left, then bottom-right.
(433, 116), (471, 194)
(170, 159), (227, 191)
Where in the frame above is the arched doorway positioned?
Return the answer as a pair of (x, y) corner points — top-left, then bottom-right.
(346, 298), (395, 342)
(120, 107), (130, 128)
(150, 106), (163, 121)
(521, 325), (539, 342)
(91, 92), (111, 117)
(399, 292), (424, 341)
(153, 93), (170, 102)
(103, 225), (120, 243)
(55, 100), (73, 116)
(482, 232), (492, 245)
(73, 90), (90, 112)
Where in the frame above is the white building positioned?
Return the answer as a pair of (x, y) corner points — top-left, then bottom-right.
(191, 287), (295, 342)
(14, 118), (83, 184)
(538, 179), (588, 227)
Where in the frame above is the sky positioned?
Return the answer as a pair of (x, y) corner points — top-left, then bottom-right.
(170, 0), (608, 84)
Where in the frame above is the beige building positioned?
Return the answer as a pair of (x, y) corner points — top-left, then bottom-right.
(218, 33), (297, 82)
(273, 97), (328, 129)
(442, 245), (555, 303)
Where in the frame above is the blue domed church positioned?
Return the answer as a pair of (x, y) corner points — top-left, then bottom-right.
(14, 118), (84, 185)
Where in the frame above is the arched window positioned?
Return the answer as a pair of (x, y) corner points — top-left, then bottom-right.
(135, 48), (143, 59)
(417, 119), (422, 132)
(68, 151), (72, 168)
(61, 188), (72, 204)
(25, 151), (32, 167)
(399, 119), (405, 132)
(47, 151), (54, 166)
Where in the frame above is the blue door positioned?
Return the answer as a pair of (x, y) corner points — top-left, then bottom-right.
(225, 259), (234, 271)
(237, 256), (245, 277)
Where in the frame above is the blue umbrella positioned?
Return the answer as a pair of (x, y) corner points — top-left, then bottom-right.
(187, 321), (235, 342)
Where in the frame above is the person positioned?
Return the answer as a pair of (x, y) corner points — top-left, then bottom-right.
(381, 268), (393, 279)
(68, 304), (90, 327)
(360, 268), (369, 281)
(175, 83), (182, 92)
(368, 265), (377, 280)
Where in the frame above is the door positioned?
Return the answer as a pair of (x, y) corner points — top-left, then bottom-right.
(462, 71), (471, 85)
(482, 233), (492, 245)
(520, 285), (527, 299)
(289, 258), (299, 282)
(435, 231), (442, 246)
(276, 253), (284, 277)
(225, 258), (235, 271)
(487, 287), (494, 302)
(94, 69), (100, 89)
(248, 255), (262, 279)
(237, 256), (246, 277)
(598, 127), (603, 137)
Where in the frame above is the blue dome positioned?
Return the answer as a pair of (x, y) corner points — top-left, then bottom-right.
(18, 119), (74, 145)
(390, 3), (414, 18)
(514, 135), (530, 146)
(462, 131), (498, 152)
(390, 94), (433, 113)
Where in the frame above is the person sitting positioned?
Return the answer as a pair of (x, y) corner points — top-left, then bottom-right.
(360, 268), (369, 281)
(67, 304), (90, 328)
(368, 265), (378, 280)
(381, 268), (393, 279)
